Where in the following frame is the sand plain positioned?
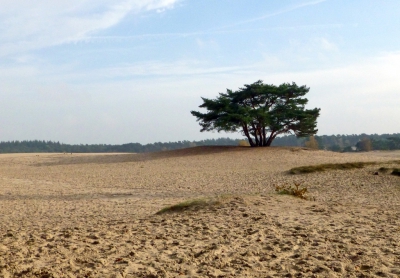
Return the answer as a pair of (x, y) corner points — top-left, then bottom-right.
(0, 147), (399, 277)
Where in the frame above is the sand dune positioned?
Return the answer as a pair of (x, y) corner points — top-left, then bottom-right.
(0, 147), (399, 277)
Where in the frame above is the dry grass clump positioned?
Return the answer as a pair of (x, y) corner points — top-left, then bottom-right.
(288, 159), (400, 176)
(289, 162), (377, 174)
(390, 168), (400, 177)
(391, 168), (400, 176)
(156, 198), (222, 215)
(238, 140), (250, 147)
(378, 167), (391, 174)
(378, 166), (400, 176)
(275, 182), (310, 200)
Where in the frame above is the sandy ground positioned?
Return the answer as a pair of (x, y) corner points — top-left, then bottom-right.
(0, 147), (399, 277)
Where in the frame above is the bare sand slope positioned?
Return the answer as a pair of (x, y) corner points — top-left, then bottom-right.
(0, 147), (399, 277)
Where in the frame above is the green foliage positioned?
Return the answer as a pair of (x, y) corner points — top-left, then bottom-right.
(329, 144), (343, 152)
(272, 133), (400, 152)
(191, 80), (321, 147)
(275, 182), (310, 200)
(289, 162), (377, 174)
(386, 137), (400, 149)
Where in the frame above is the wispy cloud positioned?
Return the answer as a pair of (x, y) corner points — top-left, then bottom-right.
(0, 0), (180, 56)
(83, 23), (343, 43)
(94, 60), (246, 78)
(214, 0), (328, 30)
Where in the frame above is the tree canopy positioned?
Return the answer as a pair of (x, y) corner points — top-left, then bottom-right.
(191, 80), (321, 147)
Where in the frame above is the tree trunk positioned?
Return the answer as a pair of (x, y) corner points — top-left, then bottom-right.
(265, 132), (276, 146)
(242, 125), (255, 147)
(251, 124), (259, 146)
(258, 126), (263, 146)
(254, 134), (259, 146)
(262, 126), (267, 146)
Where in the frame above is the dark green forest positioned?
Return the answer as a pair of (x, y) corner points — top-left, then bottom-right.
(275, 133), (400, 152)
(0, 133), (399, 153)
(0, 138), (238, 153)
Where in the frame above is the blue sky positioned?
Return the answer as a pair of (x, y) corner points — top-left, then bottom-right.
(1, 0), (399, 144)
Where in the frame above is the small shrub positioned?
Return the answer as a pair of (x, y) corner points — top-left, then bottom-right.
(275, 182), (310, 200)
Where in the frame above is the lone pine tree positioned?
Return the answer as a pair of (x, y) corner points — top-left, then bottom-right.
(191, 80), (321, 147)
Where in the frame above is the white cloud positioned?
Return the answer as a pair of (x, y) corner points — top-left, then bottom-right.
(0, 0), (180, 56)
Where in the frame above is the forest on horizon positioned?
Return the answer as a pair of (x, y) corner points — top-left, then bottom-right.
(0, 133), (399, 154)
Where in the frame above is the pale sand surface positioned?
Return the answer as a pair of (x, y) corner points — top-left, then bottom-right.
(0, 147), (399, 277)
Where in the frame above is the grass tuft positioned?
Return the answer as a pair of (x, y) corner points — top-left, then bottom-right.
(289, 162), (377, 174)
(378, 167), (391, 173)
(275, 182), (310, 200)
(391, 168), (400, 176)
(156, 198), (221, 215)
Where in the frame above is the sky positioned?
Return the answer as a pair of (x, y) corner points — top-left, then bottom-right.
(1, 0), (399, 144)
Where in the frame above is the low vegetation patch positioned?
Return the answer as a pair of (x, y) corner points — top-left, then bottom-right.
(391, 168), (400, 176)
(378, 167), (391, 174)
(289, 162), (377, 174)
(378, 166), (400, 176)
(288, 160), (400, 176)
(275, 182), (310, 200)
(156, 198), (222, 215)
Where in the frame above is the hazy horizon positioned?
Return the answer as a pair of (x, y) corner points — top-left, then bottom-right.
(1, 1), (399, 144)
(2, 132), (400, 146)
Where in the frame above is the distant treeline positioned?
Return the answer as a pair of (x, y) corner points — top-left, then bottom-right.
(0, 133), (399, 153)
(272, 133), (400, 152)
(0, 138), (239, 153)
